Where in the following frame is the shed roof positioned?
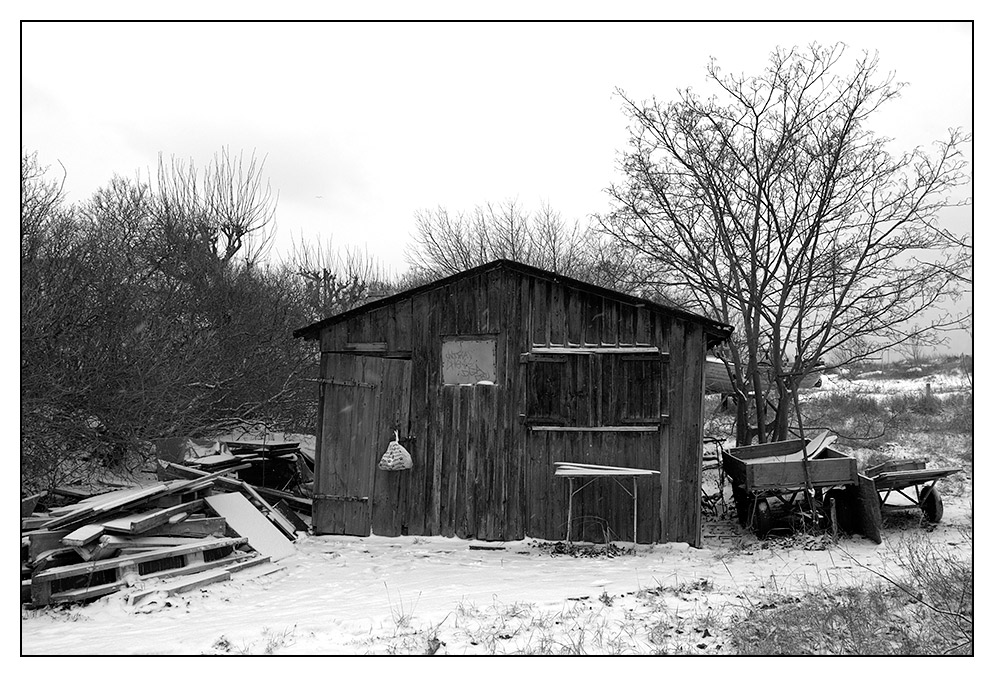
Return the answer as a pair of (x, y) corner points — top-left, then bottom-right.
(293, 258), (733, 345)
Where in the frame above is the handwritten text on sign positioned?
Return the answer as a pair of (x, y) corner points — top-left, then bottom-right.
(441, 338), (497, 384)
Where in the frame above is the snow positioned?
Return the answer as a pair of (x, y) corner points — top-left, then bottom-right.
(19, 371), (974, 656)
(21, 496), (971, 655)
(817, 371), (972, 397)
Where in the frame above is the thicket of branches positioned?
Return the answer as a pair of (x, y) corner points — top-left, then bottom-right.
(601, 43), (971, 445)
(20, 150), (387, 492)
(406, 199), (646, 294)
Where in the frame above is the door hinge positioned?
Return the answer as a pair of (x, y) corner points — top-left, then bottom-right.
(314, 494), (369, 503)
(307, 378), (378, 389)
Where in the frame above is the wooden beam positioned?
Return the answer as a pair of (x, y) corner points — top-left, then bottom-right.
(528, 425), (662, 432)
(524, 346), (668, 356)
(101, 500), (204, 535)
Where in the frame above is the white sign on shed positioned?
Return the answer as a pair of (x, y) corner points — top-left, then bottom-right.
(441, 337), (497, 385)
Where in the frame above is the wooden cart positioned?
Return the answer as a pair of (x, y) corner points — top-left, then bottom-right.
(722, 433), (859, 537)
(865, 459), (962, 524)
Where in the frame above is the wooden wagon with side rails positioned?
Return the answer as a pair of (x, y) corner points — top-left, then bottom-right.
(721, 432), (877, 539)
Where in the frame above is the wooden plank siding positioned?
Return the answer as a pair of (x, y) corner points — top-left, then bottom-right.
(308, 262), (723, 545)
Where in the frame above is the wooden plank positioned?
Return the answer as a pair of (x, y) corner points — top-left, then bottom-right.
(101, 500), (204, 535)
(107, 535), (213, 548)
(658, 317), (678, 543)
(269, 500), (308, 532)
(602, 299), (618, 346)
(342, 341), (389, 352)
(251, 486), (313, 515)
(729, 439), (807, 459)
(583, 292), (603, 347)
(456, 383), (474, 539)
(50, 552), (257, 606)
(33, 537), (247, 585)
(855, 474), (883, 544)
(504, 276), (529, 539)
(549, 280), (565, 345)
(142, 517), (227, 538)
(442, 387), (460, 537)
(50, 486), (94, 501)
(746, 457), (857, 490)
(21, 491), (48, 517)
(531, 278), (549, 346)
(160, 462), (296, 538)
(529, 425), (661, 432)
(406, 292), (432, 536)
(565, 286), (583, 346)
(128, 568), (233, 606)
(205, 493), (295, 562)
(22, 515), (53, 531)
(31, 547), (79, 570)
(27, 530), (72, 560)
(62, 523), (105, 547)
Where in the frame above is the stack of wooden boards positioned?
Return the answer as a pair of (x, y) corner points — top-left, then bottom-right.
(157, 438), (315, 521)
(21, 467), (300, 608)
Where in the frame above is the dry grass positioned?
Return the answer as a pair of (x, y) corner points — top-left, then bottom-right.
(726, 531), (973, 655)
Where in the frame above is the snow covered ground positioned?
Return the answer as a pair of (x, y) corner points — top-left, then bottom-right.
(20, 366), (974, 656)
(21, 494), (972, 655)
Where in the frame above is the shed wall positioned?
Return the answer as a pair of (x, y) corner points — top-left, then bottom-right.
(313, 267), (709, 544)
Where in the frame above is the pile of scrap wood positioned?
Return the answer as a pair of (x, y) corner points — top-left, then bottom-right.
(153, 437), (314, 526)
(21, 466), (300, 608)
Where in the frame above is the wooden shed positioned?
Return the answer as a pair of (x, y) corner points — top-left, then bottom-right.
(293, 259), (732, 545)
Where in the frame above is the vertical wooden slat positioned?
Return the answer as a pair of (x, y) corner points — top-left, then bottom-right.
(659, 318), (677, 542)
(635, 306), (651, 345)
(406, 293), (432, 535)
(549, 282), (565, 346)
(565, 287), (582, 346)
(440, 386), (458, 537)
(531, 278), (548, 346)
(584, 293), (602, 347)
(507, 270), (527, 539)
(602, 299), (618, 346)
(455, 386), (473, 538)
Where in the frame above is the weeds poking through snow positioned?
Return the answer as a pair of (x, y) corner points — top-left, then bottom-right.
(383, 583), (421, 629)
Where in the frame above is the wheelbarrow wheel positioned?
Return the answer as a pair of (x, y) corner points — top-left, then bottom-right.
(920, 486), (943, 523)
(753, 498), (772, 538)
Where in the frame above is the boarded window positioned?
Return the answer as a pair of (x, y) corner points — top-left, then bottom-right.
(620, 355), (665, 422)
(525, 355), (568, 423)
(441, 337), (497, 385)
(525, 351), (666, 426)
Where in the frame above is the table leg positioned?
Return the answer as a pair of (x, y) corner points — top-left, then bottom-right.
(567, 478), (574, 544)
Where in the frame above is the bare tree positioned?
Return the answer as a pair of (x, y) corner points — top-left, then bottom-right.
(407, 198), (645, 292)
(601, 43), (971, 445)
(20, 150), (313, 492)
(285, 234), (393, 320)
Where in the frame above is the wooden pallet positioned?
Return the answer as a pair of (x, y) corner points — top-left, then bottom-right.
(30, 536), (247, 606)
(126, 555), (275, 606)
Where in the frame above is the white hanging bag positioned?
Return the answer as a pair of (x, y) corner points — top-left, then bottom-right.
(378, 430), (413, 471)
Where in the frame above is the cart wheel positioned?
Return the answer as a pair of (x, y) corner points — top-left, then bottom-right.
(920, 486), (943, 523)
(824, 489), (853, 533)
(754, 498), (772, 538)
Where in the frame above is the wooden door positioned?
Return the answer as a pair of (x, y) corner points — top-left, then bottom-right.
(313, 354), (411, 536)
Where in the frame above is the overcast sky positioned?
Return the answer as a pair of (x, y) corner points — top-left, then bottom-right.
(20, 20), (973, 352)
